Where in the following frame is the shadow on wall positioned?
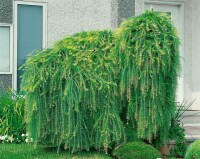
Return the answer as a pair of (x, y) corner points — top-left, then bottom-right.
(0, 75), (12, 92)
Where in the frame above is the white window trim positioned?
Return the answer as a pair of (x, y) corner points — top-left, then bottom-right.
(143, 0), (185, 103)
(13, 1), (47, 90)
(15, 0), (47, 3)
(143, 0), (185, 6)
(0, 23), (13, 75)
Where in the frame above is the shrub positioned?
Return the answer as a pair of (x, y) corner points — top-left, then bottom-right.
(114, 11), (180, 142)
(168, 100), (194, 158)
(0, 86), (26, 143)
(113, 142), (162, 159)
(21, 11), (181, 153)
(21, 30), (125, 152)
(169, 125), (186, 157)
(185, 140), (200, 159)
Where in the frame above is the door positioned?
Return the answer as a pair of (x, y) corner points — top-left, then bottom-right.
(14, 2), (47, 91)
(145, 3), (184, 103)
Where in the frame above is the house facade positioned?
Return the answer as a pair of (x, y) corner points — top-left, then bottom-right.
(0, 0), (199, 138)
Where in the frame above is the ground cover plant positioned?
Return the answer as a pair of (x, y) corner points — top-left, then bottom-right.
(185, 140), (200, 159)
(113, 142), (162, 159)
(21, 11), (181, 155)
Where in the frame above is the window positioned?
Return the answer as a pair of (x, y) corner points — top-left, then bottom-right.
(0, 26), (11, 73)
(13, 1), (47, 90)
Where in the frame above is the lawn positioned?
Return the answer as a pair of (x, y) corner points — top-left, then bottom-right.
(0, 144), (112, 159)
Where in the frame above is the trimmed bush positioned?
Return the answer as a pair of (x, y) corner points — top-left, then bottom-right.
(114, 11), (180, 142)
(113, 142), (162, 159)
(22, 30), (125, 152)
(185, 140), (200, 159)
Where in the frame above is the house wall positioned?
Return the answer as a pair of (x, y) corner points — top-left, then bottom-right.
(0, 0), (13, 24)
(184, 0), (193, 100)
(0, 75), (12, 91)
(26, 0), (135, 46)
(0, 0), (136, 91)
(191, 0), (200, 110)
(29, 0), (113, 47)
(111, 0), (135, 29)
(118, 0), (135, 25)
(48, 0), (112, 46)
(0, 0), (13, 90)
(135, 0), (143, 16)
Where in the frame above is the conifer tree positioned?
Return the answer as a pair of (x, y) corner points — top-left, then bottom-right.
(114, 11), (180, 142)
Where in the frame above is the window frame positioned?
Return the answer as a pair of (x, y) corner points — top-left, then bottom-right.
(0, 23), (13, 74)
(13, 1), (47, 90)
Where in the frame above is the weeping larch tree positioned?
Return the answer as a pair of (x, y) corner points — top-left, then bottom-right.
(22, 31), (125, 152)
(114, 11), (180, 143)
(21, 11), (180, 152)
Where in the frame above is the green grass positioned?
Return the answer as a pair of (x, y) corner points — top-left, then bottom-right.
(0, 144), (112, 159)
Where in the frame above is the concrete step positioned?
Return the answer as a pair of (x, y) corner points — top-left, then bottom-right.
(180, 111), (200, 140)
(181, 111), (200, 124)
(182, 111), (200, 116)
(182, 123), (200, 141)
(185, 135), (200, 142)
(183, 124), (200, 135)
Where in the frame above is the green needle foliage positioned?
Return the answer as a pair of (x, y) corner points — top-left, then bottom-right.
(114, 11), (181, 142)
(0, 86), (26, 139)
(21, 11), (181, 153)
(185, 140), (200, 159)
(113, 142), (162, 159)
(21, 30), (125, 152)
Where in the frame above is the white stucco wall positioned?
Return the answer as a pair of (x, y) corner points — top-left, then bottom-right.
(135, 0), (143, 16)
(24, 0), (112, 47)
(184, 0), (193, 100)
(191, 0), (200, 110)
(47, 0), (112, 46)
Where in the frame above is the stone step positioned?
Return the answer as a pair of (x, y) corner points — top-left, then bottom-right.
(169, 110), (200, 144)
(183, 123), (200, 139)
(181, 110), (200, 116)
(181, 111), (200, 124)
(185, 135), (200, 142)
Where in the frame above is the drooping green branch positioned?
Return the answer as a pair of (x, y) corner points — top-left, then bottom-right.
(114, 11), (181, 142)
(22, 30), (125, 152)
(21, 11), (181, 152)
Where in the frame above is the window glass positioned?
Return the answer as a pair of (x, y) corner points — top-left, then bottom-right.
(17, 4), (43, 90)
(0, 26), (10, 72)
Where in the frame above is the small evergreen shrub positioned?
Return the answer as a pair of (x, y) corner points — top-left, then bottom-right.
(185, 140), (200, 159)
(113, 142), (162, 159)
